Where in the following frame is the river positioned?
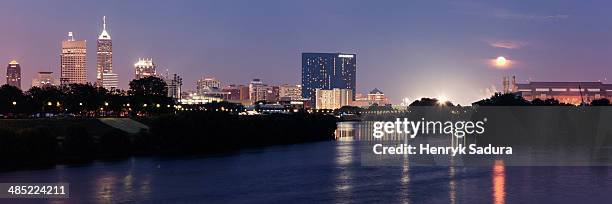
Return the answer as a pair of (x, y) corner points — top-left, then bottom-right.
(1, 137), (612, 203)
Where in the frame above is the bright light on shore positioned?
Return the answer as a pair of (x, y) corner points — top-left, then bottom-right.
(437, 95), (449, 104)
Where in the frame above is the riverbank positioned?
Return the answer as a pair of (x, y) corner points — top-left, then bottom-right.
(0, 112), (338, 171)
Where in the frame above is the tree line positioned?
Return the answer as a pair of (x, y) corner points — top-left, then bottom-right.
(0, 111), (338, 170)
(0, 76), (175, 117)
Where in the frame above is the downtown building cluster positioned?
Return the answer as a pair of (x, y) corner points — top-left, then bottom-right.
(179, 52), (390, 110)
(4, 17), (118, 90)
(3, 16), (391, 110)
(502, 75), (612, 105)
(3, 16), (184, 100)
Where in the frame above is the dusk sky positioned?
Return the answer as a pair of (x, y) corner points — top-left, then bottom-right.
(2, 0), (612, 105)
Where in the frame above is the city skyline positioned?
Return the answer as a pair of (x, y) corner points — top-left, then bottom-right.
(3, 1), (612, 104)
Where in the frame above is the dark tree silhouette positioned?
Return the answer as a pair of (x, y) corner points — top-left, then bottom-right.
(366, 103), (395, 111)
(26, 86), (65, 114)
(65, 83), (108, 113)
(409, 98), (454, 107)
(531, 98), (561, 106)
(590, 98), (610, 106)
(335, 106), (363, 115)
(472, 93), (530, 106)
(0, 84), (27, 114)
(129, 76), (168, 96)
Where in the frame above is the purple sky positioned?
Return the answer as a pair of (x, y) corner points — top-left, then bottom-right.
(2, 0), (612, 105)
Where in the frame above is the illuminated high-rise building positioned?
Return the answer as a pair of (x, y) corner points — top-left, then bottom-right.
(60, 32), (87, 85)
(301, 53), (356, 101)
(134, 58), (157, 79)
(6, 60), (21, 89)
(97, 16), (116, 90)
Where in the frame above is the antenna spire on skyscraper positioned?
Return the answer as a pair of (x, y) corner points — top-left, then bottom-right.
(98, 16), (111, 40)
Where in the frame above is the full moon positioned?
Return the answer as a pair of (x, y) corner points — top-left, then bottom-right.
(496, 56), (508, 66)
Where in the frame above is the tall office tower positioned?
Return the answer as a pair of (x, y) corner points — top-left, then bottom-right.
(249, 78), (272, 102)
(279, 84), (302, 101)
(134, 58), (157, 79)
(60, 32), (87, 85)
(6, 60), (21, 89)
(315, 88), (353, 110)
(96, 16), (115, 89)
(301, 53), (356, 101)
(196, 76), (221, 95)
(32, 71), (59, 88)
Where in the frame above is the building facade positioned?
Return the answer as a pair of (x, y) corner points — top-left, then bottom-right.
(249, 78), (271, 102)
(315, 88), (353, 110)
(97, 16), (116, 90)
(515, 81), (612, 105)
(352, 88), (390, 107)
(302, 53), (356, 101)
(6, 60), (21, 89)
(279, 84), (302, 101)
(32, 71), (59, 88)
(134, 58), (156, 79)
(266, 86), (280, 102)
(60, 32), (87, 85)
(222, 84), (250, 101)
(196, 76), (221, 95)
(165, 73), (182, 100)
(101, 73), (118, 90)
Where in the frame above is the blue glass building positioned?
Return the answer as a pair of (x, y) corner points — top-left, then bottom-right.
(301, 53), (356, 101)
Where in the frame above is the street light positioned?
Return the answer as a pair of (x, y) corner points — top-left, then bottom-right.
(12, 101), (16, 106)
(104, 102), (109, 106)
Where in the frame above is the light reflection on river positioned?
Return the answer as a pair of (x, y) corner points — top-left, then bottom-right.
(0, 123), (610, 203)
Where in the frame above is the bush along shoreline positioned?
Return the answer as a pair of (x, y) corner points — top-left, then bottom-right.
(0, 112), (338, 171)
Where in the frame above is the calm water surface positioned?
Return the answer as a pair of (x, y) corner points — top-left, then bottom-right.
(1, 140), (612, 203)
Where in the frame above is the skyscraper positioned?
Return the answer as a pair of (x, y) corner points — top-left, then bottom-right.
(134, 58), (157, 79)
(6, 60), (21, 89)
(97, 16), (115, 90)
(301, 53), (356, 101)
(60, 32), (87, 85)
